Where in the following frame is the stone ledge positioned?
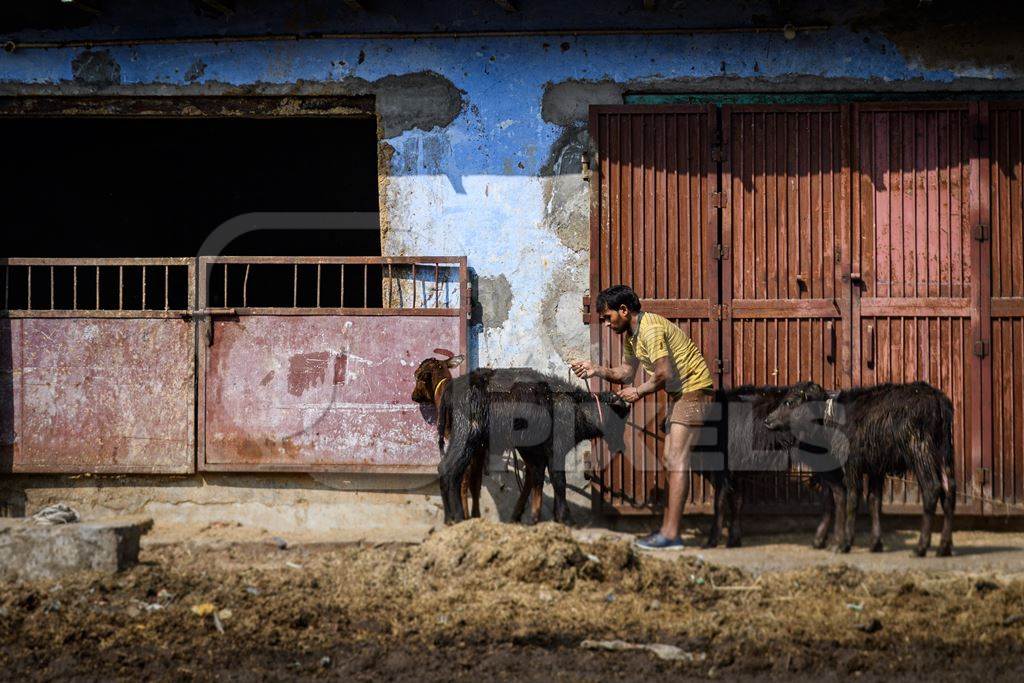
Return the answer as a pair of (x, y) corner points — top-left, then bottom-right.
(0, 516), (153, 583)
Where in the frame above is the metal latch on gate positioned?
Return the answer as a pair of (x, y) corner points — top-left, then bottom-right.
(712, 358), (730, 374)
(973, 339), (989, 358)
(712, 243), (730, 260)
(711, 191), (727, 209)
(710, 303), (729, 321)
(973, 224), (990, 242)
(185, 308), (238, 346)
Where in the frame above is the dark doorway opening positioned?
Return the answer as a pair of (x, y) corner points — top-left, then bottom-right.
(3, 116), (381, 258)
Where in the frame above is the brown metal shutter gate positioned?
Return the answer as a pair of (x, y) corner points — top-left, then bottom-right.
(988, 103), (1024, 513)
(588, 105), (720, 513)
(720, 105), (851, 512)
(589, 100), (1023, 517)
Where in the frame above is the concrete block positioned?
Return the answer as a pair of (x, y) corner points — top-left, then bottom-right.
(0, 516), (153, 583)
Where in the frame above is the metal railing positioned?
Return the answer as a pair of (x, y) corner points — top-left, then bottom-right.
(1, 258), (194, 317)
(198, 256), (467, 316)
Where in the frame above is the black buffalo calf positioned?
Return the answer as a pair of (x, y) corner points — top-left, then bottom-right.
(765, 381), (956, 556)
(693, 385), (843, 550)
(436, 366), (630, 524)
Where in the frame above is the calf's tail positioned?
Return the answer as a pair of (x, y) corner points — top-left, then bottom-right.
(939, 395), (956, 502)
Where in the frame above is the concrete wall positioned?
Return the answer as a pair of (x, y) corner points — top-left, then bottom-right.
(2, 1), (1022, 531)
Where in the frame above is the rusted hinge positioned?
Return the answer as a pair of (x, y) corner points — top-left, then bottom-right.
(711, 191), (727, 209)
(712, 358), (731, 374)
(710, 303), (729, 321)
(712, 243), (730, 260)
(973, 339), (989, 358)
(581, 296), (592, 323)
(973, 223), (990, 242)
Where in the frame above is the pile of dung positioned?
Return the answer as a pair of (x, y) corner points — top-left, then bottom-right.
(414, 519), (610, 590)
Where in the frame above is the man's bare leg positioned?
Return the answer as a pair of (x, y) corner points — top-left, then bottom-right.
(660, 422), (699, 540)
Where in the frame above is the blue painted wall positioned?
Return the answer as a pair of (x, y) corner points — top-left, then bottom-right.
(2, 1), (1021, 372)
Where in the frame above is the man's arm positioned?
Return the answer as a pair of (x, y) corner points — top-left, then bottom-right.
(617, 356), (672, 403)
(569, 357), (638, 385)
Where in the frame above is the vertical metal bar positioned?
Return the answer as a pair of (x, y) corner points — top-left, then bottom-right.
(339, 264), (345, 307)
(3, 264), (9, 310)
(27, 265), (31, 310)
(293, 264), (298, 307)
(242, 264), (250, 308)
(95, 266), (100, 310)
(434, 263), (440, 308)
(363, 263), (368, 308)
(118, 265), (123, 310)
(141, 265), (147, 310)
(411, 264), (417, 308)
(72, 265), (78, 310)
(316, 263), (322, 308)
(388, 263), (393, 307)
(49, 265), (54, 310)
(164, 265), (169, 311)
(223, 263), (229, 307)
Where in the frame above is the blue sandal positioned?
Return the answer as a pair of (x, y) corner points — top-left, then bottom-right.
(634, 532), (685, 550)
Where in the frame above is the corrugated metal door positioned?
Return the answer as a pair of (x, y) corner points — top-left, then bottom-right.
(588, 105), (720, 513)
(720, 105), (852, 510)
(850, 103), (984, 513)
(988, 103), (1024, 513)
(589, 99), (1021, 517)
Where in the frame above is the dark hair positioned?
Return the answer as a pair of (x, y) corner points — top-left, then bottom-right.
(595, 285), (641, 313)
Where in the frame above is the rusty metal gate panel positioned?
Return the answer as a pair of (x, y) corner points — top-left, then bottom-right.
(198, 256), (467, 472)
(1, 258), (195, 473)
(988, 103), (1024, 513)
(587, 105), (720, 513)
(850, 103), (984, 513)
(720, 105), (853, 511)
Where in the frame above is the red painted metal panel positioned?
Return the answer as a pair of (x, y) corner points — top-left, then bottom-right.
(720, 105), (851, 510)
(196, 255), (467, 473)
(988, 103), (1024, 513)
(851, 103), (981, 512)
(588, 105), (717, 514)
(200, 315), (461, 471)
(1, 317), (195, 473)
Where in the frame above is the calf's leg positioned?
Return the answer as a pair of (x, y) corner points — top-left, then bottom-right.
(467, 449), (485, 518)
(828, 480), (848, 552)
(726, 485), (744, 548)
(510, 454), (532, 522)
(839, 477), (860, 554)
(813, 483), (834, 550)
(867, 474), (885, 552)
(938, 463), (956, 557)
(438, 425), (475, 523)
(703, 476), (726, 549)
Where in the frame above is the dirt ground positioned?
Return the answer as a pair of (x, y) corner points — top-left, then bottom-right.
(3, 520), (1024, 681)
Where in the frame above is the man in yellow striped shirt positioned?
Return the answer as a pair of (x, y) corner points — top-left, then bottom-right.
(571, 285), (713, 549)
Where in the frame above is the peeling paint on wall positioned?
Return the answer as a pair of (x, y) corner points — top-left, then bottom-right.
(476, 274), (513, 329)
(70, 50), (122, 86)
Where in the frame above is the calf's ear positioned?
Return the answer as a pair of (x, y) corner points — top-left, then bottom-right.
(446, 354), (466, 368)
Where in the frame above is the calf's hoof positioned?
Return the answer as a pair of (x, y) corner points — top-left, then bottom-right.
(725, 537), (742, 549)
(701, 539), (719, 549)
(937, 542), (953, 557)
(912, 546), (928, 558)
(833, 543), (852, 554)
(811, 537), (828, 550)
(869, 539), (885, 553)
